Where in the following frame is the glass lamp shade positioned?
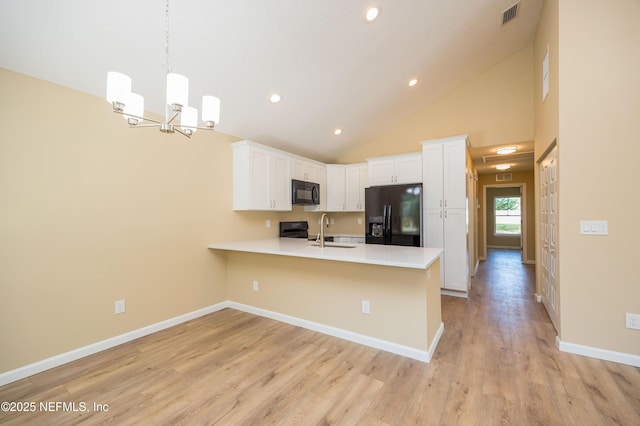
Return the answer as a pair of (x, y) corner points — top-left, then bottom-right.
(106, 72), (132, 104)
(166, 73), (189, 107)
(201, 96), (220, 125)
(122, 93), (144, 123)
(180, 106), (198, 132)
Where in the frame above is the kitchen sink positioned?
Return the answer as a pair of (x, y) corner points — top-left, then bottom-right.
(309, 242), (357, 249)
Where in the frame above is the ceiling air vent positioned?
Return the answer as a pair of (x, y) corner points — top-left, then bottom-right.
(502, 2), (520, 26)
(496, 173), (513, 182)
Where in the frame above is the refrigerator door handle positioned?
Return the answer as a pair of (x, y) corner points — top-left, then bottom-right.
(385, 204), (392, 243)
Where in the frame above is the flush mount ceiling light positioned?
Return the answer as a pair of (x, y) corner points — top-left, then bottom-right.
(495, 164), (512, 171)
(365, 7), (380, 22)
(106, 0), (220, 138)
(334, 129), (343, 135)
(408, 78), (418, 87)
(496, 146), (517, 155)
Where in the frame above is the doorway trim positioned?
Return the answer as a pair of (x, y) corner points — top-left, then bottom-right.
(482, 183), (529, 263)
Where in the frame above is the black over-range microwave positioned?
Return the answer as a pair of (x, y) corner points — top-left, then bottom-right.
(291, 179), (320, 205)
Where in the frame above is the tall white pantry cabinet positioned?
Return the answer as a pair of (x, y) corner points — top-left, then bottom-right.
(422, 135), (470, 295)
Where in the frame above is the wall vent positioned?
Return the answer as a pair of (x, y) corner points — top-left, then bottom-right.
(502, 2), (520, 25)
(496, 173), (513, 182)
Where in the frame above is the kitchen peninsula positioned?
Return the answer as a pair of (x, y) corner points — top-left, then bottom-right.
(208, 239), (443, 362)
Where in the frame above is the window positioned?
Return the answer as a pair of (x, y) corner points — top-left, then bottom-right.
(494, 196), (521, 236)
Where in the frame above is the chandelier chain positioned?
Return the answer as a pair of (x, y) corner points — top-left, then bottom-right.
(164, 0), (171, 75)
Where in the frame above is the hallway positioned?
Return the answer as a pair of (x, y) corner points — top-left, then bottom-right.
(435, 248), (640, 424)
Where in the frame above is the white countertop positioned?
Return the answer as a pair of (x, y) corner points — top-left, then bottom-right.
(208, 238), (442, 270)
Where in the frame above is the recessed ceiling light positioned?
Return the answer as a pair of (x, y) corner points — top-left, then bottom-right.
(270, 94), (282, 103)
(496, 146), (516, 155)
(496, 164), (511, 171)
(334, 129), (343, 135)
(408, 78), (418, 87)
(366, 7), (380, 22)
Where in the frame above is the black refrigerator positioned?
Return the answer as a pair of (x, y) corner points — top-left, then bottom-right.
(365, 183), (423, 247)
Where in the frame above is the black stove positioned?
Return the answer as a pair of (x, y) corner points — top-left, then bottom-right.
(279, 221), (309, 239)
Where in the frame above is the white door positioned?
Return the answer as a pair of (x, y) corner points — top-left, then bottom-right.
(540, 145), (559, 332)
(424, 209), (444, 287)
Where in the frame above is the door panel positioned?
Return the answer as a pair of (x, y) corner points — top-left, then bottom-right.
(540, 146), (559, 332)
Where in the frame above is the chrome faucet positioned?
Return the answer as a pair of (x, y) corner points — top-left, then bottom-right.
(318, 213), (329, 247)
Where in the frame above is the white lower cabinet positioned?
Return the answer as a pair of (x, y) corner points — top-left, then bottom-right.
(232, 141), (292, 211)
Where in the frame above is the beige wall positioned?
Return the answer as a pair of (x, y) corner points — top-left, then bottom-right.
(477, 171), (535, 262)
(226, 252), (442, 351)
(338, 44), (534, 163)
(533, 0), (559, 318)
(553, 0), (640, 355)
(0, 69), (279, 373)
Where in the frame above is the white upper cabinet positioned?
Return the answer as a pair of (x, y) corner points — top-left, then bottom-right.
(345, 163), (368, 211)
(232, 141), (292, 211)
(422, 139), (466, 210)
(325, 165), (347, 211)
(291, 158), (321, 183)
(325, 163), (367, 212)
(367, 153), (422, 186)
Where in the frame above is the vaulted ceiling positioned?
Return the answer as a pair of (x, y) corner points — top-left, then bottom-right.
(0, 0), (542, 163)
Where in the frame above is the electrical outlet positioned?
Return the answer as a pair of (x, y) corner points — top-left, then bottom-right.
(266, 219), (271, 229)
(115, 300), (125, 314)
(626, 313), (640, 330)
(357, 217), (362, 225)
(253, 280), (259, 292)
(362, 300), (370, 314)
(427, 269), (431, 279)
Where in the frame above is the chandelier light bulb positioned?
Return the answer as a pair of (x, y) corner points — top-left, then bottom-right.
(122, 92), (144, 125)
(180, 106), (198, 134)
(166, 73), (189, 108)
(202, 95), (221, 127)
(106, 71), (132, 109)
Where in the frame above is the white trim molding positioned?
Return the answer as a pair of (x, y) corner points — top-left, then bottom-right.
(1, 301), (445, 387)
(556, 336), (640, 367)
(0, 303), (229, 387)
(228, 301), (443, 363)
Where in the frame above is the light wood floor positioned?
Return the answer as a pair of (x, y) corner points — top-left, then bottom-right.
(2, 249), (639, 425)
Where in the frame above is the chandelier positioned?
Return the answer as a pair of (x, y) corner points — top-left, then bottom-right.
(105, 0), (220, 138)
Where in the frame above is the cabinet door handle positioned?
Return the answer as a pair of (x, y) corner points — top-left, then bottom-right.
(440, 200), (442, 208)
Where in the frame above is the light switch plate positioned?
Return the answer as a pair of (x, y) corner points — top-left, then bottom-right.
(580, 220), (608, 235)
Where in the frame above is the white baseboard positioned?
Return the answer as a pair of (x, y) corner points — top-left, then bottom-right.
(227, 301), (440, 363)
(0, 302), (229, 387)
(556, 336), (640, 367)
(1, 300), (444, 386)
(441, 289), (469, 299)
(534, 293), (543, 302)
